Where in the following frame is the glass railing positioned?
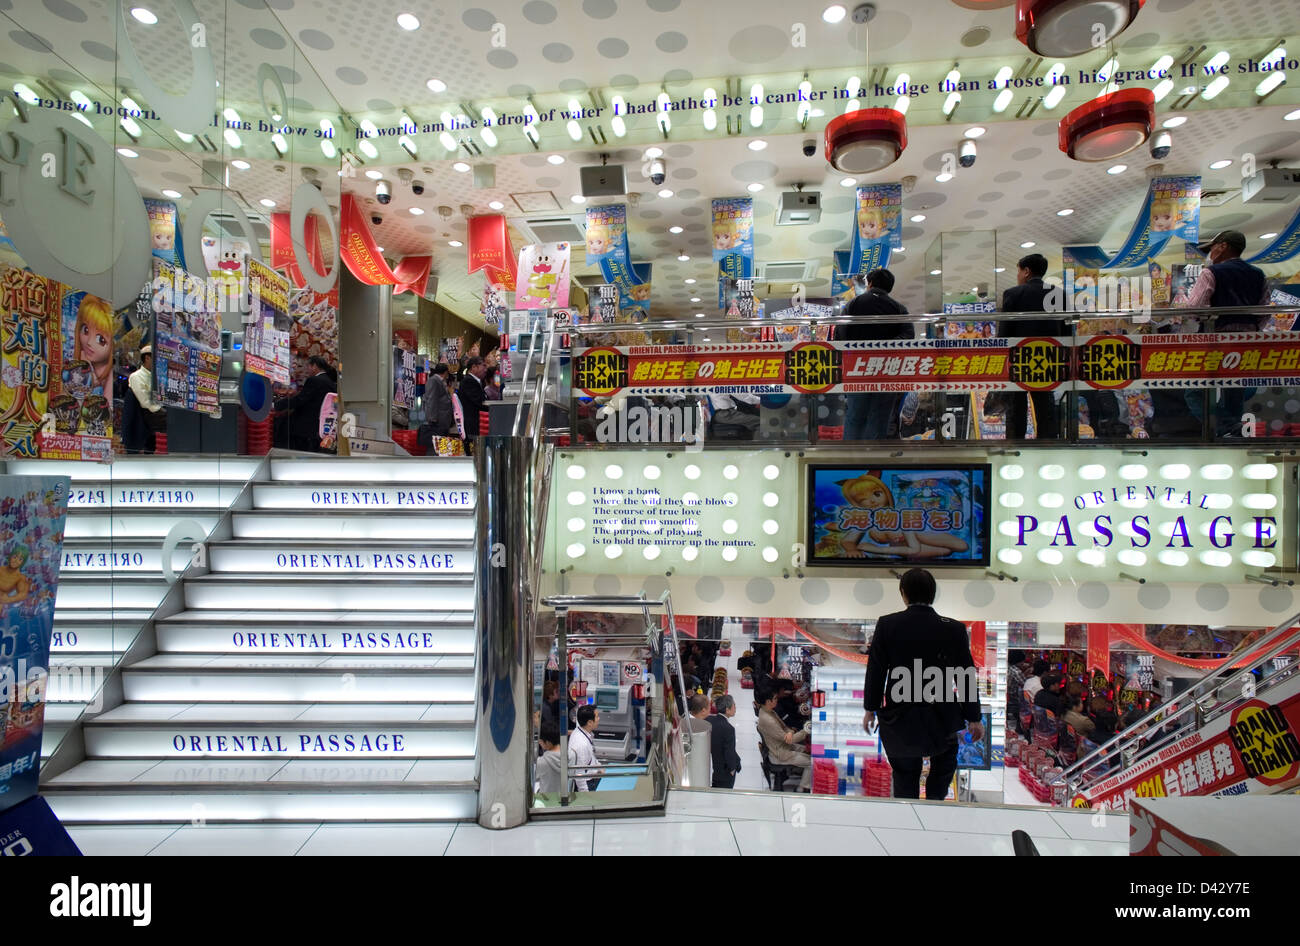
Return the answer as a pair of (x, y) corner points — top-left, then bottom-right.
(566, 306), (1300, 447)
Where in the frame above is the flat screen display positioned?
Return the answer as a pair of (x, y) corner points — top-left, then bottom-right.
(807, 464), (991, 567)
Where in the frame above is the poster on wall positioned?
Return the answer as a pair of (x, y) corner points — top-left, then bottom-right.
(515, 241), (570, 311)
(288, 288), (339, 385)
(0, 266), (113, 460)
(245, 260), (290, 385)
(152, 260), (222, 416)
(143, 198), (182, 267)
(956, 708), (994, 771)
(807, 464), (991, 567)
(393, 347), (416, 410)
(0, 475), (70, 813)
(201, 235), (248, 310)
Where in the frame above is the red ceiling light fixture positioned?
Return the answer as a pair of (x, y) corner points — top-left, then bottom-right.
(1016, 0), (1146, 58)
(1058, 88), (1155, 162)
(824, 108), (907, 174)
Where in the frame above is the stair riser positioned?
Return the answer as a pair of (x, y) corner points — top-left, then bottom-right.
(49, 626), (126, 653)
(252, 485), (476, 511)
(66, 485), (242, 508)
(232, 516), (476, 541)
(84, 727), (475, 759)
(46, 791), (478, 823)
(208, 547), (475, 575)
(156, 625), (475, 655)
(56, 584), (169, 609)
(122, 673), (475, 703)
(65, 516), (220, 539)
(60, 548), (197, 574)
(270, 458), (475, 483)
(183, 583), (475, 611)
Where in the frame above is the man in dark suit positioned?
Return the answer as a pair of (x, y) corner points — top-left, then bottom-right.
(999, 253), (1066, 440)
(840, 268), (914, 440)
(274, 355), (336, 453)
(863, 568), (984, 800)
(457, 356), (488, 437)
(707, 695), (742, 789)
(418, 363), (456, 447)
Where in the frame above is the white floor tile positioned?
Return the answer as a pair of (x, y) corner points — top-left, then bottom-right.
(873, 826), (1016, 856)
(667, 789), (787, 821)
(295, 823), (456, 856)
(594, 820), (739, 856)
(148, 824), (319, 856)
(1050, 810), (1132, 843)
(445, 822), (593, 856)
(999, 773), (1050, 807)
(67, 824), (182, 856)
(46, 760), (161, 783)
(912, 802), (1070, 839)
(732, 819), (887, 856)
(785, 795), (926, 830)
(1031, 835), (1129, 856)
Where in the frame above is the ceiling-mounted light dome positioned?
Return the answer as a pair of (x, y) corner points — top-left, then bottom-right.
(1016, 0), (1146, 58)
(824, 108), (907, 174)
(1058, 88), (1155, 161)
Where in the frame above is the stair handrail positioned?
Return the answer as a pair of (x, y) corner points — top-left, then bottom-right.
(1054, 610), (1300, 802)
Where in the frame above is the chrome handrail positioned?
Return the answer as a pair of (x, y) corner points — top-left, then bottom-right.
(1055, 611), (1300, 802)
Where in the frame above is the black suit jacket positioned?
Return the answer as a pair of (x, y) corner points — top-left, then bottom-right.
(275, 371), (335, 442)
(426, 375), (455, 436)
(840, 288), (914, 341)
(999, 278), (1067, 338)
(864, 603), (981, 757)
(706, 714), (741, 775)
(458, 373), (486, 436)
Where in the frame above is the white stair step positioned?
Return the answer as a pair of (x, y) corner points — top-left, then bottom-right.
(90, 702), (476, 724)
(232, 511), (475, 540)
(54, 608), (156, 623)
(55, 578), (170, 609)
(66, 482), (243, 509)
(121, 667), (475, 702)
(82, 721), (475, 759)
(41, 723), (70, 758)
(49, 625), (129, 653)
(182, 575), (475, 611)
(155, 620), (475, 656)
(65, 514), (221, 539)
(126, 654), (474, 671)
(269, 456), (474, 483)
(60, 543), (201, 574)
(251, 482), (476, 511)
(207, 541), (475, 575)
(5, 457), (261, 483)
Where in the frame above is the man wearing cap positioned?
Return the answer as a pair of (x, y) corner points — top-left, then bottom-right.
(1181, 230), (1270, 436)
(124, 344), (165, 454)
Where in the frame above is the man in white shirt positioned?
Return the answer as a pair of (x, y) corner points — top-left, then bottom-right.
(569, 704), (602, 791)
(1023, 658), (1049, 702)
(129, 345), (164, 415)
(124, 344), (165, 453)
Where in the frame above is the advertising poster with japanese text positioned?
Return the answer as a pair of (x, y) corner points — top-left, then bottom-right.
(0, 475), (70, 813)
(143, 197), (182, 267)
(848, 183), (901, 275)
(289, 288), (339, 386)
(712, 197), (754, 308)
(245, 259), (291, 385)
(152, 260), (222, 416)
(807, 465), (990, 567)
(585, 204), (650, 319)
(0, 265), (112, 461)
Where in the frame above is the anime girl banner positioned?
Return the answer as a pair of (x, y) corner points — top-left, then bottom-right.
(0, 266), (113, 461)
(1247, 204), (1300, 265)
(847, 184), (902, 276)
(1064, 176), (1201, 270)
(143, 198), (183, 268)
(585, 204), (650, 318)
(712, 198), (754, 308)
(0, 474), (70, 813)
(807, 464), (990, 567)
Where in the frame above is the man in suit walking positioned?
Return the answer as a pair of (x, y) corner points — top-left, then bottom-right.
(707, 694), (742, 789)
(840, 268), (914, 440)
(999, 253), (1066, 440)
(274, 355), (336, 453)
(863, 568), (984, 800)
(457, 356), (488, 437)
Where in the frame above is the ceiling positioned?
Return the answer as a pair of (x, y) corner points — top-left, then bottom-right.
(3, 0), (1300, 327)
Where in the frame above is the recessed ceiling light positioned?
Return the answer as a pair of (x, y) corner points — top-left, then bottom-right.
(748, 139), (767, 151)
(259, 198), (276, 207)
(1260, 232), (1278, 240)
(547, 154), (565, 164)
(910, 214), (926, 222)
(822, 4), (847, 23)
(571, 194), (587, 203)
(644, 146), (663, 159)
(130, 7), (158, 24)
(409, 207), (424, 215)
(689, 296), (701, 302)
(935, 173), (953, 183)
(656, 188), (673, 199)
(840, 177), (857, 187)
(488, 200), (504, 210)
(449, 240), (463, 247)
(964, 126), (986, 138)
(930, 269), (942, 276)
(397, 13), (420, 30)
(1057, 208), (1074, 216)
(994, 267), (1006, 273)
(895, 247), (906, 253)
(376, 246), (385, 253)
(365, 170), (383, 180)
(1107, 164), (1127, 174)
(116, 147), (138, 158)
(1286, 108), (1300, 121)
(702, 336), (711, 342)
(746, 183), (763, 193)
(1020, 241), (1035, 248)
(685, 278), (697, 284)
(452, 162), (471, 172)
(670, 225), (683, 234)
(695, 312), (705, 318)
(1162, 115), (1187, 128)
(231, 159), (250, 170)
(1209, 159), (1232, 170)
(161, 188), (182, 199)
(426, 78), (447, 93)
(678, 253), (690, 261)
(404, 309), (414, 315)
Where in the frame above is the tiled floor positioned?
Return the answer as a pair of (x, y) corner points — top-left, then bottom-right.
(64, 788), (1129, 855)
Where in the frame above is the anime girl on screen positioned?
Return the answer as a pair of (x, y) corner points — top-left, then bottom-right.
(822, 471), (971, 561)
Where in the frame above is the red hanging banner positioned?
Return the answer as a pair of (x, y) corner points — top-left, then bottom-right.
(662, 614), (697, 638)
(339, 193), (433, 296)
(467, 214), (517, 290)
(1087, 623), (1113, 677)
(270, 212), (326, 289)
(968, 621), (986, 669)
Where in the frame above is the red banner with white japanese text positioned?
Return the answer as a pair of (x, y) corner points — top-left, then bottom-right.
(339, 193), (433, 296)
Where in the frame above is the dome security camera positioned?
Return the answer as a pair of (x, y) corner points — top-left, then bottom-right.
(375, 179), (392, 204)
(802, 137), (817, 157)
(648, 158), (665, 187)
(371, 213), (383, 226)
(412, 180), (426, 196)
(1150, 130), (1172, 160)
(959, 138), (977, 168)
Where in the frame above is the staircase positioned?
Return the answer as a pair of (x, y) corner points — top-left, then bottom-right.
(42, 455), (481, 823)
(3, 456), (257, 761)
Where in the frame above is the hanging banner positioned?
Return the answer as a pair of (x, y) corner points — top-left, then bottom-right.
(712, 197), (754, 308)
(515, 241), (571, 310)
(969, 621), (986, 669)
(1246, 204), (1300, 265)
(1087, 623), (1113, 677)
(0, 474), (71, 814)
(152, 260), (222, 416)
(1, 266), (114, 460)
(245, 260), (291, 384)
(467, 214), (518, 290)
(1065, 176), (1201, 270)
(831, 249), (856, 303)
(585, 204), (649, 318)
(847, 183), (901, 276)
(1077, 331), (1300, 390)
(393, 347), (416, 410)
(339, 194), (433, 296)
(270, 212), (326, 289)
(144, 198), (182, 268)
